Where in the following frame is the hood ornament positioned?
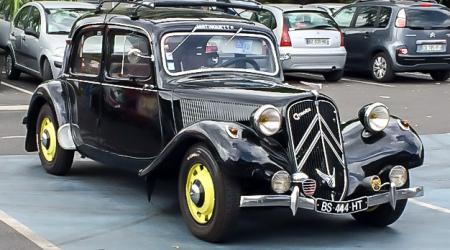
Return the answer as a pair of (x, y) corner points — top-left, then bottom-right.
(316, 168), (336, 188)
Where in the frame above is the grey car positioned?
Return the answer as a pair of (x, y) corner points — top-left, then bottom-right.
(334, 0), (450, 82)
(244, 4), (347, 82)
(5, 1), (95, 81)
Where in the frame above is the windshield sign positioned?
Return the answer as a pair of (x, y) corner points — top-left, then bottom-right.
(47, 9), (92, 34)
(161, 32), (278, 76)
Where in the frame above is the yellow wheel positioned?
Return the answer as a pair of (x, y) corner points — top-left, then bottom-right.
(179, 144), (240, 242)
(185, 163), (215, 224)
(37, 104), (74, 175)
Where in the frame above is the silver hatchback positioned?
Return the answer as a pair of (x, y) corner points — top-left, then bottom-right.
(247, 4), (347, 82)
(5, 1), (95, 81)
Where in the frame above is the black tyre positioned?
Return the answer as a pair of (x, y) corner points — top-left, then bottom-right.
(5, 51), (21, 80)
(352, 180), (409, 227)
(430, 70), (450, 81)
(178, 144), (240, 242)
(36, 104), (74, 175)
(323, 70), (343, 82)
(41, 58), (53, 81)
(371, 53), (395, 82)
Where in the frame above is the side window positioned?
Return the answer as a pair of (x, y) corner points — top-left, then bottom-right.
(334, 7), (356, 28)
(354, 6), (379, 28)
(252, 10), (277, 30)
(14, 6), (31, 30)
(378, 7), (392, 28)
(107, 30), (152, 79)
(72, 30), (103, 76)
(28, 7), (41, 35)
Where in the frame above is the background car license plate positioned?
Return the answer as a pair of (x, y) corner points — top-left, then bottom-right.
(315, 197), (368, 214)
(306, 38), (329, 46)
(417, 44), (445, 53)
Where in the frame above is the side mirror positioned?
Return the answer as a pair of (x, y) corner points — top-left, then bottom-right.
(25, 28), (39, 38)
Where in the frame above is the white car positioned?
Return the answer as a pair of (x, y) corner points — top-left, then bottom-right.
(244, 4), (347, 82)
(5, 1), (96, 81)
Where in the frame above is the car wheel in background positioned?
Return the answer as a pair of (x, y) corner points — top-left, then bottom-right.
(5, 51), (21, 80)
(36, 103), (74, 175)
(41, 58), (53, 81)
(178, 144), (240, 242)
(323, 70), (343, 82)
(430, 70), (450, 81)
(371, 53), (395, 82)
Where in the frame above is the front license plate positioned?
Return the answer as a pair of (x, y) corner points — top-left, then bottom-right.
(306, 38), (329, 46)
(315, 197), (368, 214)
(417, 44), (445, 53)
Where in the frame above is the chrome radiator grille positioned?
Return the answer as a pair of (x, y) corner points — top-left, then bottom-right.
(287, 99), (347, 201)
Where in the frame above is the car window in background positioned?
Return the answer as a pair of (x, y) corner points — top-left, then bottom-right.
(354, 6), (378, 28)
(284, 11), (338, 30)
(334, 6), (356, 28)
(406, 7), (450, 29)
(47, 9), (91, 34)
(72, 30), (103, 75)
(378, 7), (392, 28)
(28, 7), (41, 35)
(107, 31), (151, 79)
(250, 10), (277, 30)
(14, 6), (31, 30)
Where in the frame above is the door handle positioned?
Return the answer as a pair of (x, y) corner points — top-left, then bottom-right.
(364, 32), (371, 38)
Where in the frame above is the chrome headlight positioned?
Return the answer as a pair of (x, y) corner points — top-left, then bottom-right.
(271, 170), (291, 194)
(389, 166), (408, 187)
(253, 105), (282, 136)
(359, 103), (390, 133)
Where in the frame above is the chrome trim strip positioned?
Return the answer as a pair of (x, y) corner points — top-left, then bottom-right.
(160, 32), (280, 77)
(319, 114), (342, 151)
(294, 115), (318, 155)
(240, 186), (424, 215)
(297, 132), (321, 171)
(322, 132), (345, 166)
(66, 78), (156, 92)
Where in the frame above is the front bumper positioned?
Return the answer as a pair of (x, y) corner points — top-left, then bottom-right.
(240, 185), (424, 216)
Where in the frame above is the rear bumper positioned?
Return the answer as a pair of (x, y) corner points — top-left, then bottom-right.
(280, 47), (347, 72)
(240, 185), (424, 216)
(395, 54), (450, 71)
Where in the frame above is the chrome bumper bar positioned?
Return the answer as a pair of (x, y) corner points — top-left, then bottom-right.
(240, 185), (424, 215)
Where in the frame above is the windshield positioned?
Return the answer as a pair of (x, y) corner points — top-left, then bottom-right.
(46, 9), (92, 34)
(162, 32), (278, 76)
(284, 11), (338, 30)
(406, 7), (450, 29)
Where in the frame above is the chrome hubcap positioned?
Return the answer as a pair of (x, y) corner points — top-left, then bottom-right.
(5, 54), (12, 75)
(373, 57), (387, 79)
(41, 130), (50, 149)
(189, 180), (204, 207)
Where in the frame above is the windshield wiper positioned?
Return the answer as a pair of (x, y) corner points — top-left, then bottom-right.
(171, 26), (198, 54)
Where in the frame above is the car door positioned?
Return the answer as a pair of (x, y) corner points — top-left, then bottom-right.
(66, 25), (105, 150)
(100, 26), (161, 166)
(346, 6), (379, 69)
(10, 6), (31, 67)
(334, 6), (357, 67)
(21, 6), (42, 72)
(0, 0), (11, 48)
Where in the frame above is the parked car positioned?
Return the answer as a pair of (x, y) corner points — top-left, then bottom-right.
(243, 4), (347, 82)
(0, 0), (33, 49)
(334, 0), (450, 82)
(24, 0), (424, 242)
(306, 3), (347, 16)
(4, 1), (96, 81)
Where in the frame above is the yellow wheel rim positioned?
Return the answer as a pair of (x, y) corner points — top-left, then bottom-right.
(39, 117), (57, 162)
(185, 163), (215, 224)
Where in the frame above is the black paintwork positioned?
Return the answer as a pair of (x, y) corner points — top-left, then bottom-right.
(24, 6), (424, 200)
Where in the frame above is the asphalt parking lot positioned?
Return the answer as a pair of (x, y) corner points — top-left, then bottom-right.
(0, 67), (450, 249)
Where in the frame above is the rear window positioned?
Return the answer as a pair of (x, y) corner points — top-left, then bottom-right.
(406, 7), (450, 29)
(284, 11), (338, 30)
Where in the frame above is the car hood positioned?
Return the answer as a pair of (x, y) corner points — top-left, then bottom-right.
(44, 34), (68, 51)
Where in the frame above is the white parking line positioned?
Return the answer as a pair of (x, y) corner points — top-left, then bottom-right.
(1, 135), (26, 139)
(410, 199), (450, 214)
(342, 78), (396, 88)
(1, 81), (33, 95)
(0, 105), (29, 111)
(0, 209), (60, 250)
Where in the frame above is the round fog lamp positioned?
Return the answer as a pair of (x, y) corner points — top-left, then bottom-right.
(389, 166), (408, 187)
(271, 171), (291, 194)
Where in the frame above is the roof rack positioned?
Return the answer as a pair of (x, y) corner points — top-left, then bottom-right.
(96, 0), (263, 13)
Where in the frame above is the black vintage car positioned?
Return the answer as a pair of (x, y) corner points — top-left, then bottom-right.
(24, 0), (424, 242)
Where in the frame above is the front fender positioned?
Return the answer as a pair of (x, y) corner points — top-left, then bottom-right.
(24, 80), (70, 151)
(138, 121), (289, 181)
(343, 116), (424, 196)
